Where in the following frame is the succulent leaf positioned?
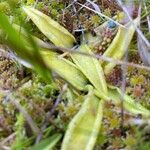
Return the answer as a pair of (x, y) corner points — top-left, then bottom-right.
(41, 51), (88, 91)
(71, 44), (107, 94)
(102, 18), (139, 74)
(108, 85), (150, 117)
(62, 86), (103, 150)
(0, 14), (88, 88)
(23, 6), (76, 48)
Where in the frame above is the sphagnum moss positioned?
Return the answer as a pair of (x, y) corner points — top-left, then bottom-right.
(0, 1), (150, 150)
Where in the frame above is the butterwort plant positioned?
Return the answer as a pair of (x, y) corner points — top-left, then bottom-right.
(0, 6), (149, 150)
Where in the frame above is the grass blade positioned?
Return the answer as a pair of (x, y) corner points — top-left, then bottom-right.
(0, 14), (88, 89)
(0, 13), (53, 82)
(30, 134), (62, 150)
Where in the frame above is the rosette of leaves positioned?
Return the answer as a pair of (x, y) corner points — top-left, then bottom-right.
(0, 6), (150, 150)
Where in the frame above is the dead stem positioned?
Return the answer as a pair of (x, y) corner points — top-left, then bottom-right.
(116, 0), (150, 48)
(0, 133), (16, 145)
(120, 49), (128, 135)
(35, 84), (68, 144)
(4, 92), (41, 135)
(76, 1), (125, 28)
(39, 43), (150, 72)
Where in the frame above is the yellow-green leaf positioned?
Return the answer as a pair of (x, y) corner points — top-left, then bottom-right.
(23, 6), (76, 48)
(41, 51), (88, 91)
(61, 86), (103, 150)
(14, 24), (88, 90)
(0, 14), (88, 88)
(102, 18), (139, 75)
(108, 85), (150, 117)
(71, 44), (107, 94)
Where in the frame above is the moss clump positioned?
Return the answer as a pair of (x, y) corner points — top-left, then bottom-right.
(0, 55), (22, 90)
(0, 1), (10, 14)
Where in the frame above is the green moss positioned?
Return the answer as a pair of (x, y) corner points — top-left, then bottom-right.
(130, 75), (146, 86)
(0, 1), (150, 149)
(0, 1), (10, 14)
